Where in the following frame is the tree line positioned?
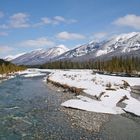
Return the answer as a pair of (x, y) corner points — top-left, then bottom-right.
(40, 56), (140, 75)
(0, 59), (26, 74)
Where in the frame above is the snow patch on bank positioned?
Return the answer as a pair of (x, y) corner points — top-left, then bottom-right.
(48, 70), (140, 116)
(17, 69), (47, 78)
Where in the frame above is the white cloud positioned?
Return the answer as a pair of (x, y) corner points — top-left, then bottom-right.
(56, 31), (86, 40)
(113, 14), (140, 29)
(41, 16), (77, 25)
(0, 45), (13, 53)
(90, 32), (108, 41)
(0, 11), (4, 18)
(54, 16), (65, 22)
(19, 37), (55, 47)
(0, 32), (8, 36)
(9, 13), (30, 28)
(41, 17), (52, 24)
(0, 13), (77, 29)
(0, 12), (30, 29)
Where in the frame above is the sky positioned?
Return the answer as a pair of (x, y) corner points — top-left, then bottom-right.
(0, 0), (140, 58)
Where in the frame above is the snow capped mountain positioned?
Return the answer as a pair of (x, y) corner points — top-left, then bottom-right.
(12, 45), (69, 65)
(5, 53), (25, 61)
(95, 32), (140, 57)
(11, 32), (140, 65)
(55, 41), (101, 60)
(54, 32), (140, 62)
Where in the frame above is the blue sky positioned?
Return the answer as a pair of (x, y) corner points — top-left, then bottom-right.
(0, 0), (140, 57)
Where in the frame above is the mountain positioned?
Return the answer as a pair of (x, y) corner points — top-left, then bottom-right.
(94, 32), (140, 58)
(12, 45), (69, 65)
(11, 32), (140, 65)
(54, 41), (101, 61)
(5, 53), (25, 61)
(59, 32), (140, 62)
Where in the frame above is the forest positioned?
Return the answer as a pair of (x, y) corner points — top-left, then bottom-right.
(40, 56), (140, 75)
(0, 59), (26, 74)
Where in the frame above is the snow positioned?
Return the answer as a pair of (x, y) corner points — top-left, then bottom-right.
(1, 68), (140, 116)
(48, 70), (140, 116)
(0, 74), (16, 83)
(12, 46), (69, 65)
(17, 69), (47, 78)
(61, 98), (118, 114)
(56, 42), (99, 60)
(23, 72), (46, 78)
(124, 95), (140, 115)
(4, 53), (25, 61)
(95, 32), (140, 57)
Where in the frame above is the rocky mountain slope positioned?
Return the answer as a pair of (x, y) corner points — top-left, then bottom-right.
(10, 32), (140, 65)
(12, 45), (69, 65)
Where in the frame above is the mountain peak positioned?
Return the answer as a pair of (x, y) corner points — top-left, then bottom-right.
(5, 53), (25, 61)
(56, 44), (69, 51)
(11, 46), (69, 65)
(10, 32), (140, 65)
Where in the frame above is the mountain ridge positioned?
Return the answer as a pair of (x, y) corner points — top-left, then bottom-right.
(8, 32), (140, 65)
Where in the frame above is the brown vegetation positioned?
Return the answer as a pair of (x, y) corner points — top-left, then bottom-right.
(47, 77), (83, 95)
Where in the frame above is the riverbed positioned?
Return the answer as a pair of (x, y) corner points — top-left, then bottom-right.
(0, 73), (140, 140)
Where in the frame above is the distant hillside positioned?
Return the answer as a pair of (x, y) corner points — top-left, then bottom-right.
(0, 59), (26, 74)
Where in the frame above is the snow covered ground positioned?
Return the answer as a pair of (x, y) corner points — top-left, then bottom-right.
(0, 74), (16, 83)
(48, 70), (140, 116)
(16, 69), (48, 78)
(1, 68), (140, 116)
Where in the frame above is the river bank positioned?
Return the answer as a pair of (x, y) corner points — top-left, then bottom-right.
(47, 82), (111, 132)
(47, 78), (140, 139)
(47, 70), (140, 116)
(0, 68), (140, 139)
(0, 74), (103, 139)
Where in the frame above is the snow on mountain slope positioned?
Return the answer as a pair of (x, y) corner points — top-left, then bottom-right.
(12, 45), (69, 65)
(55, 32), (140, 62)
(55, 42), (101, 60)
(95, 32), (140, 57)
(5, 53), (25, 61)
(11, 32), (140, 65)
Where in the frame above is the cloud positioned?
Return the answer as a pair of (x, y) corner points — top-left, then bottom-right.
(92, 32), (108, 41)
(56, 31), (86, 40)
(0, 45), (13, 53)
(40, 16), (77, 25)
(0, 24), (8, 29)
(19, 37), (55, 47)
(0, 13), (77, 29)
(54, 16), (66, 22)
(9, 13), (30, 28)
(113, 14), (140, 29)
(41, 17), (52, 24)
(0, 11), (4, 18)
(0, 32), (8, 36)
(0, 12), (30, 29)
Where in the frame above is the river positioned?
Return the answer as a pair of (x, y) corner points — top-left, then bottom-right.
(0, 73), (140, 140)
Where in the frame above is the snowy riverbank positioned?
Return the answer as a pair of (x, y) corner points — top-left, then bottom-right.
(47, 70), (140, 116)
(0, 74), (16, 83)
(1, 68), (140, 116)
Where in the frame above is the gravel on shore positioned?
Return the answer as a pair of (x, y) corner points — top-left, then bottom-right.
(47, 82), (111, 132)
